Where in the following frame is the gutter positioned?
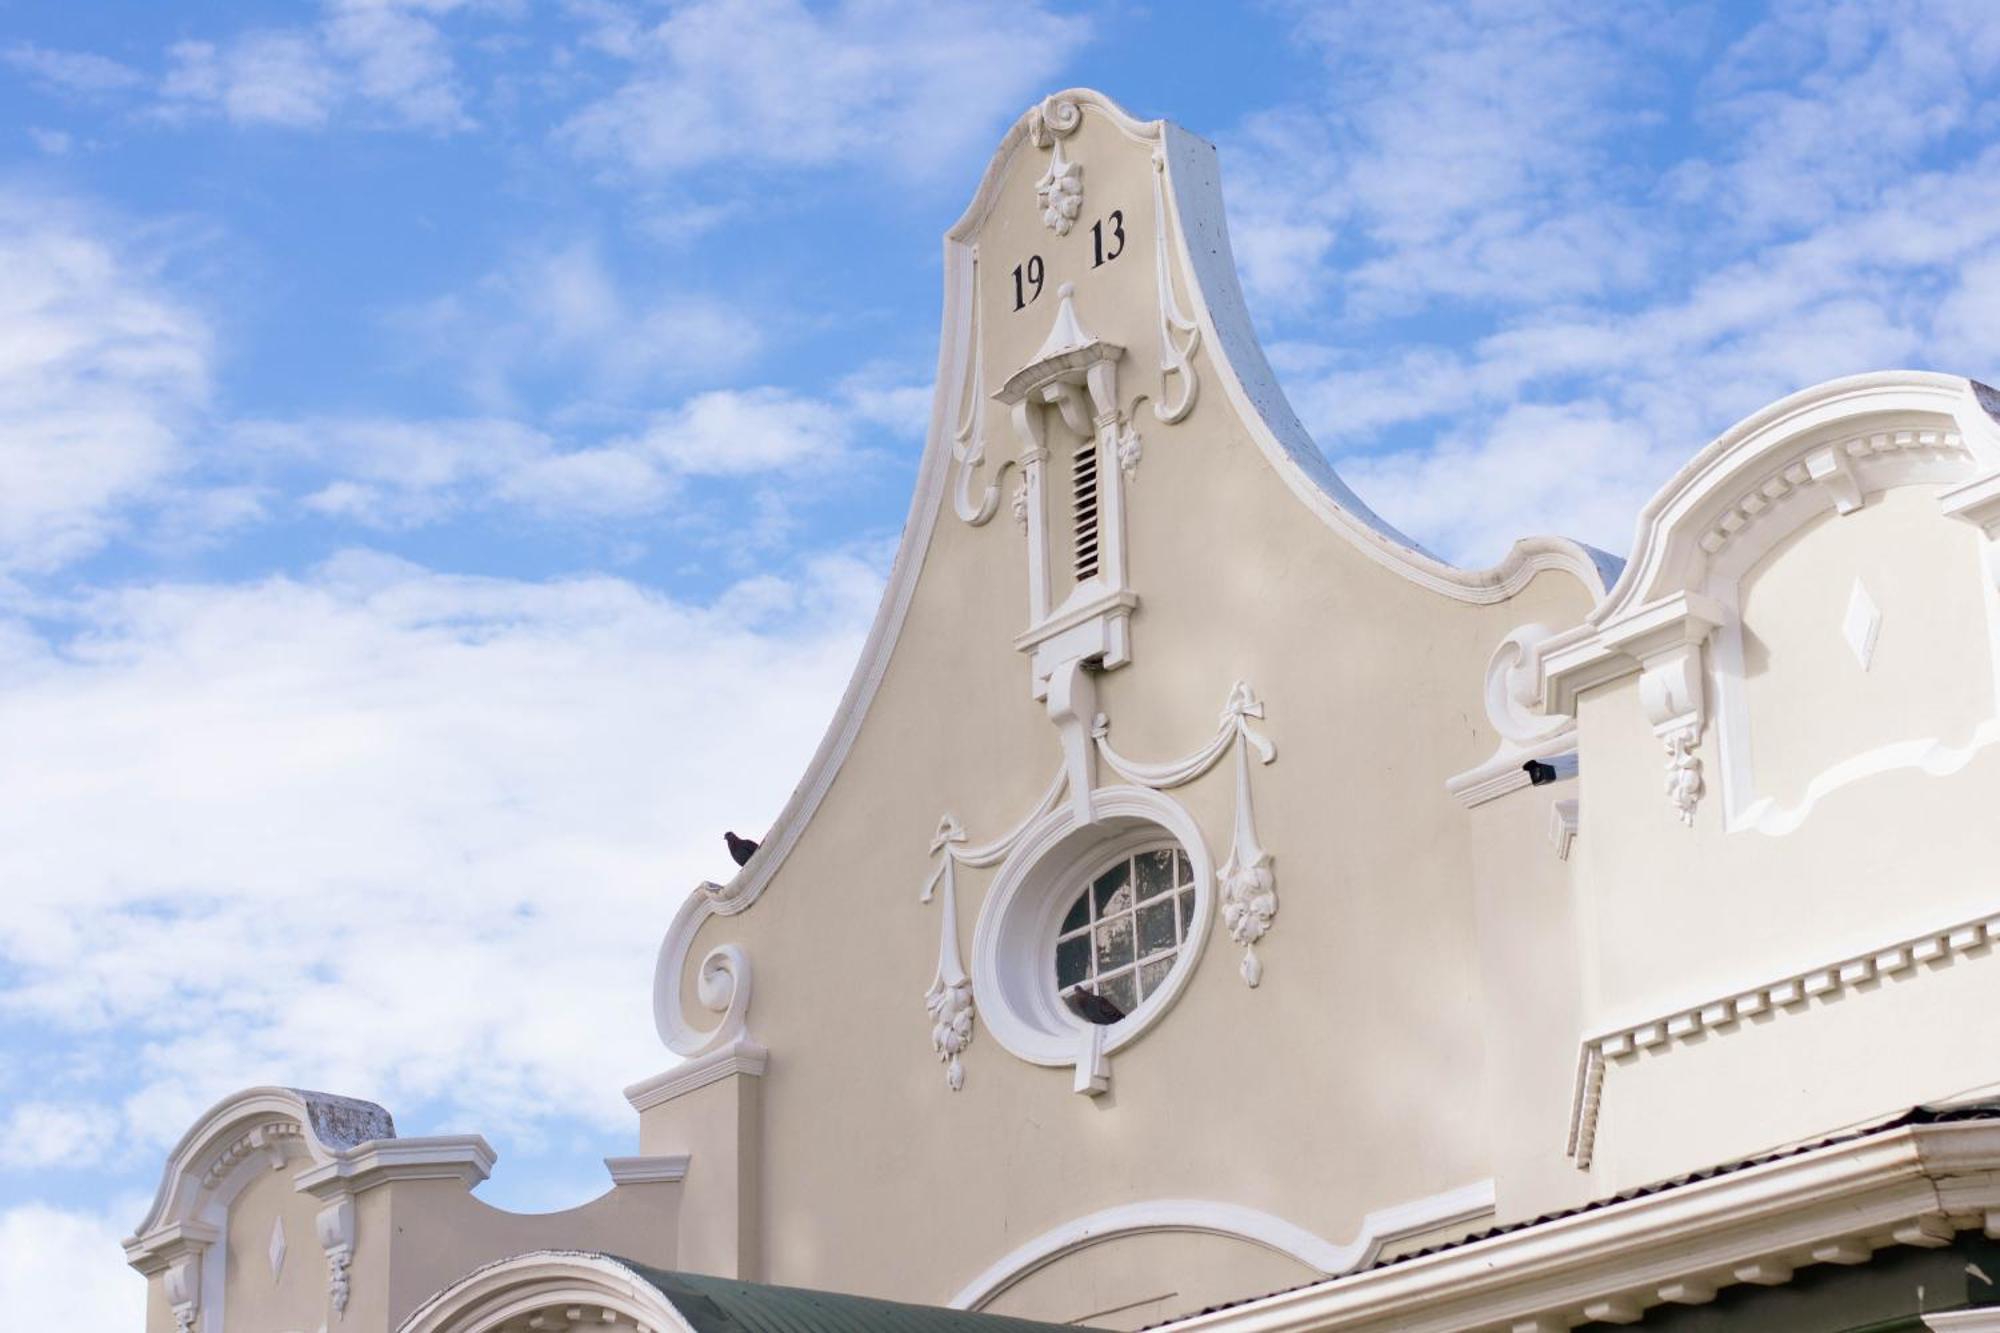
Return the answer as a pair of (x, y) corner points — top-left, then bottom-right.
(1163, 1118), (2000, 1333)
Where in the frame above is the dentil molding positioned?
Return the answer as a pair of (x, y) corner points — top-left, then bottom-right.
(1566, 905), (2000, 1169)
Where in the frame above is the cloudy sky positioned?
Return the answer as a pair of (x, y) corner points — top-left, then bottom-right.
(4, 0), (2000, 1316)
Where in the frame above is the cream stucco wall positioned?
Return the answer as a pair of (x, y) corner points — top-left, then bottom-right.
(134, 89), (2000, 1333)
(653, 97), (1604, 1326)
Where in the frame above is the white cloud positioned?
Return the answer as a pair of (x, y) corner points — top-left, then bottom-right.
(1223, 0), (2000, 566)
(159, 0), (475, 132)
(560, 0), (1092, 179)
(2, 43), (144, 96)
(0, 191), (209, 573)
(0, 1201), (145, 1319)
(223, 374), (908, 527)
(162, 33), (339, 129)
(619, 387), (850, 477)
(0, 1101), (121, 1170)
(0, 550), (882, 1146)
(393, 240), (763, 409)
(1223, 0), (1682, 316)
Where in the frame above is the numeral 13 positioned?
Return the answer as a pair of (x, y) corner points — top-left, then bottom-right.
(1091, 209), (1125, 267)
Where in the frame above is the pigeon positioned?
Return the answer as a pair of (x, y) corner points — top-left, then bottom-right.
(1063, 986), (1125, 1026)
(724, 831), (760, 867)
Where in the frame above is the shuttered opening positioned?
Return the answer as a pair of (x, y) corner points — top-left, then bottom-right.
(1072, 441), (1100, 581)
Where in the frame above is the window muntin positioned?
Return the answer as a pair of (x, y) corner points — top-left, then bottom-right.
(1054, 846), (1195, 1019)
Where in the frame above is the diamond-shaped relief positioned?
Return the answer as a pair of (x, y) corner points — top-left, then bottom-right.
(1843, 579), (1881, 671)
(268, 1216), (286, 1280)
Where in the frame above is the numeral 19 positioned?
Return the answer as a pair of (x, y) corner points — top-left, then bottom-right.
(1012, 255), (1044, 311)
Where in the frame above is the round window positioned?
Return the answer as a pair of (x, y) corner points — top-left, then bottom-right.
(1054, 846), (1195, 1024)
(970, 787), (1213, 1081)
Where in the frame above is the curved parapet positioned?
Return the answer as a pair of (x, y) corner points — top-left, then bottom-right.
(123, 1086), (682, 1333)
(649, 85), (1612, 1052)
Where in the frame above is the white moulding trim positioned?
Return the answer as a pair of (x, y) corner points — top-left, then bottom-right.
(1565, 905), (2000, 1168)
(624, 1039), (770, 1114)
(648, 85), (1623, 1064)
(293, 1135), (495, 1197)
(969, 784), (1216, 1089)
(1159, 1118), (2000, 1333)
(396, 1251), (688, 1333)
(1735, 717), (2000, 836)
(949, 1183), (1496, 1311)
(1448, 625), (1578, 809)
(604, 1154), (690, 1186)
(1548, 800), (1579, 862)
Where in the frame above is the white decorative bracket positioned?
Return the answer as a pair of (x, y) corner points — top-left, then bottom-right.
(951, 249), (1005, 528)
(1149, 149), (1200, 424)
(165, 1253), (202, 1333)
(1550, 799), (1579, 861)
(316, 1195), (355, 1320)
(1604, 593), (1726, 827)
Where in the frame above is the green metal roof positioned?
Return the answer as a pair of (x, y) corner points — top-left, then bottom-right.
(614, 1260), (1078, 1333)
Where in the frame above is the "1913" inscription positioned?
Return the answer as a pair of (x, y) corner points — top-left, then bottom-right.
(1012, 208), (1127, 311)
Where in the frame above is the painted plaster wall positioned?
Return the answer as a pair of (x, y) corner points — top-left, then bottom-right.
(216, 1167), (330, 1331)
(1568, 460), (2000, 1194)
(978, 1229), (1318, 1331)
(660, 100), (1600, 1324)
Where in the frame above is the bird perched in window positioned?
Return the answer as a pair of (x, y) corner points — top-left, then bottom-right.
(725, 831), (760, 867)
(1063, 986), (1125, 1026)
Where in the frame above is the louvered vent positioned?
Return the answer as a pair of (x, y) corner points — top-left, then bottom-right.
(1071, 441), (1100, 581)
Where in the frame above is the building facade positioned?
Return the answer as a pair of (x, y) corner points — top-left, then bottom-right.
(124, 88), (2000, 1333)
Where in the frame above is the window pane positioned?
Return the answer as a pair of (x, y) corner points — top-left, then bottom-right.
(1094, 915), (1134, 973)
(1136, 848), (1176, 900)
(1137, 899), (1177, 957)
(1175, 848), (1192, 886)
(1178, 888), (1195, 937)
(1056, 934), (1091, 988)
(1139, 954), (1175, 999)
(1098, 970), (1137, 1017)
(1092, 860), (1132, 916)
(1060, 889), (1090, 935)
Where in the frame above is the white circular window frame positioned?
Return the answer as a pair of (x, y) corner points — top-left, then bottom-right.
(971, 784), (1214, 1071)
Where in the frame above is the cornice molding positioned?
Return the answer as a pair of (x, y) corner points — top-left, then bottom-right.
(1567, 906), (2000, 1169)
(624, 1039), (770, 1114)
(950, 1182), (1495, 1312)
(1164, 1118), (2000, 1333)
(603, 1154), (690, 1185)
(293, 1135), (495, 1197)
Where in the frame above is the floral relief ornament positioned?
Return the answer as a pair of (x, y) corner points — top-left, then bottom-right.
(1027, 94), (1084, 236)
(1216, 684), (1278, 986)
(922, 816), (977, 1090)
(1091, 681), (1280, 988)
(1036, 142), (1084, 236)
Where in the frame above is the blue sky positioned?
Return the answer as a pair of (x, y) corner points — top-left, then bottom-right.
(4, 0), (2000, 1315)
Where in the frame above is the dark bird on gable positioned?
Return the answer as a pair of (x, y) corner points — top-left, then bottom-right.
(725, 831), (760, 867)
(1063, 986), (1125, 1026)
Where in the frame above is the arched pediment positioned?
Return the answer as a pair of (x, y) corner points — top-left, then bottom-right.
(1538, 370), (2000, 834)
(127, 1085), (394, 1247)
